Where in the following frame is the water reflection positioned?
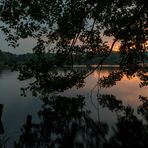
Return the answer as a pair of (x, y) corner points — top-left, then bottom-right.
(14, 96), (108, 148)
(90, 69), (147, 107)
(15, 94), (148, 148)
(0, 68), (147, 147)
(14, 68), (148, 148)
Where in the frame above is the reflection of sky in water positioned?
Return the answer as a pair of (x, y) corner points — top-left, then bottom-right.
(63, 69), (148, 125)
(0, 70), (42, 147)
(0, 68), (147, 146)
(92, 69), (147, 107)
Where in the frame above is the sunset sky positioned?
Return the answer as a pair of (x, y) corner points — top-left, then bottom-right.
(0, 29), (147, 55)
(0, 29), (121, 55)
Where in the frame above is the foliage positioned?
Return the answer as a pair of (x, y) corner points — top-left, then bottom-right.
(0, 1), (148, 147)
(15, 95), (106, 148)
(13, 94), (148, 148)
(0, 0), (148, 95)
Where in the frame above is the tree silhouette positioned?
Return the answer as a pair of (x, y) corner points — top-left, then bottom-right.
(14, 95), (108, 148)
(14, 94), (148, 148)
(0, 1), (148, 147)
(0, 0), (147, 95)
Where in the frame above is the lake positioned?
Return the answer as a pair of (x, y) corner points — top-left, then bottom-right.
(0, 67), (148, 147)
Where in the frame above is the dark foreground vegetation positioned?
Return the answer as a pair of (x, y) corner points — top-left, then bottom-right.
(0, 0), (148, 147)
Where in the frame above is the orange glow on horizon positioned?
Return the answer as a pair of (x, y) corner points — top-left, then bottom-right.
(72, 35), (147, 52)
(92, 69), (145, 83)
(113, 42), (120, 51)
(89, 70), (148, 107)
(92, 70), (110, 79)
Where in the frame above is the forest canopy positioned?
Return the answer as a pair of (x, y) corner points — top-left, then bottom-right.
(0, 0), (147, 51)
(0, 0), (147, 95)
(0, 1), (148, 147)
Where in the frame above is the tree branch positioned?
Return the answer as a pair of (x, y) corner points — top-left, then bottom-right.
(84, 38), (118, 78)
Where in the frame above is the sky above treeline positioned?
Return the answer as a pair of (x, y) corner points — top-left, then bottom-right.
(0, 30), (120, 55)
(0, 30), (36, 54)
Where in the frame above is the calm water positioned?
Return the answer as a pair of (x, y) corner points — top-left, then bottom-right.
(0, 69), (42, 147)
(0, 68), (147, 147)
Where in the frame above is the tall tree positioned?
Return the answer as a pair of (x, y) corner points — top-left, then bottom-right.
(0, 0), (147, 95)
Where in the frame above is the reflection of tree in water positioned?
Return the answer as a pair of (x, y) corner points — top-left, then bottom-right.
(15, 64), (148, 148)
(105, 106), (148, 148)
(15, 94), (148, 148)
(15, 96), (107, 148)
(99, 95), (148, 148)
(0, 68), (3, 78)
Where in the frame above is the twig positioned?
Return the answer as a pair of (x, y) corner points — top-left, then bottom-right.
(84, 38), (118, 78)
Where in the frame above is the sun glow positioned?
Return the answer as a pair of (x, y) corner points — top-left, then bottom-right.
(90, 70), (148, 107)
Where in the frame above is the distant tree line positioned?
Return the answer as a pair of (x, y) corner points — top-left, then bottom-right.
(0, 50), (148, 67)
